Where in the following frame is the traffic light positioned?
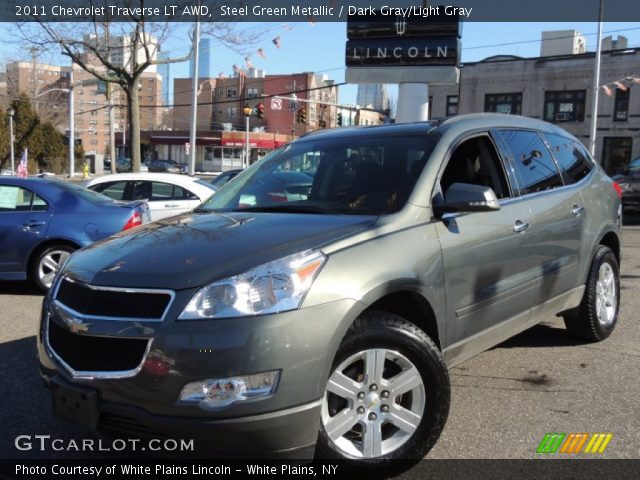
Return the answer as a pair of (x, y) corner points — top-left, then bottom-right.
(337, 112), (343, 126)
(296, 108), (306, 124)
(255, 103), (264, 119)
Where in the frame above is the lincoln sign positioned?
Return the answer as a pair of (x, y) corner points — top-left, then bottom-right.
(346, 12), (461, 68)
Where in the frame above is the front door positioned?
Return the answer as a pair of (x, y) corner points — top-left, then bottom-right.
(434, 134), (536, 362)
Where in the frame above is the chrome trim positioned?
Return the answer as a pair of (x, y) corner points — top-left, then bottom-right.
(54, 276), (175, 322)
(44, 311), (153, 381)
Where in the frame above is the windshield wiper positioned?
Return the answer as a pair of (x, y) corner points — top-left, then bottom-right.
(233, 204), (339, 214)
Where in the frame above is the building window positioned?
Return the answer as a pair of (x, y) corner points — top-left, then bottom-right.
(227, 88), (237, 98)
(217, 88), (223, 96)
(225, 107), (237, 118)
(485, 93), (522, 115)
(614, 88), (630, 122)
(247, 87), (259, 98)
(544, 90), (586, 122)
(446, 95), (458, 116)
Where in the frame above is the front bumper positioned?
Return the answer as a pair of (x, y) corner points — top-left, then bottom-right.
(37, 295), (360, 457)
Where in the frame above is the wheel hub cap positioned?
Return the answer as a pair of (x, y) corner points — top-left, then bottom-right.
(595, 263), (616, 327)
(321, 348), (425, 459)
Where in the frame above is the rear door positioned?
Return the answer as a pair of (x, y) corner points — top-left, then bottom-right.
(131, 181), (195, 220)
(495, 129), (585, 306)
(0, 185), (51, 274)
(434, 133), (536, 360)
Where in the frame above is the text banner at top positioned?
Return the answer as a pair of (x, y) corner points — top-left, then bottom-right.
(3, 0), (640, 22)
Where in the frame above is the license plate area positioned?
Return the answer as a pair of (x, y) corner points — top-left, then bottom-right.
(51, 377), (99, 429)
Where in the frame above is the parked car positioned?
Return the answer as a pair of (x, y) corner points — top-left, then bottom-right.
(115, 157), (131, 173)
(85, 172), (215, 221)
(612, 157), (640, 211)
(146, 159), (187, 174)
(38, 114), (622, 463)
(208, 169), (243, 191)
(0, 177), (150, 291)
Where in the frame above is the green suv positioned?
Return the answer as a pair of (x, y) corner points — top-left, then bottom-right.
(38, 114), (622, 464)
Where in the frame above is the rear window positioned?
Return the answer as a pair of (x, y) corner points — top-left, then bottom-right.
(497, 130), (563, 195)
(53, 180), (113, 204)
(543, 133), (594, 184)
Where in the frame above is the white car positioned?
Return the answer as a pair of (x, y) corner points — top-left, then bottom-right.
(85, 173), (216, 221)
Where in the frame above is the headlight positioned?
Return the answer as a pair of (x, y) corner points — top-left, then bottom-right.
(178, 249), (326, 319)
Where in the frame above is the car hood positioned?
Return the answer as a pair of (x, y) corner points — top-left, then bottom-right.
(62, 211), (377, 289)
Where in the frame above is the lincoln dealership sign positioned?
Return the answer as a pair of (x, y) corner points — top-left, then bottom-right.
(346, 12), (461, 68)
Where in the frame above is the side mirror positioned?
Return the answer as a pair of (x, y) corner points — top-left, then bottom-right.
(434, 183), (501, 215)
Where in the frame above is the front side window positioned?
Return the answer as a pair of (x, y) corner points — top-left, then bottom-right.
(485, 93), (522, 115)
(544, 133), (594, 184)
(439, 135), (511, 200)
(544, 90), (586, 122)
(497, 130), (563, 194)
(200, 134), (439, 215)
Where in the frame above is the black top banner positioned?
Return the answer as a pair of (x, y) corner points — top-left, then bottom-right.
(1, 0), (640, 22)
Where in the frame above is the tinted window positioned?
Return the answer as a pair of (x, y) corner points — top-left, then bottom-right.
(92, 181), (128, 200)
(440, 135), (511, 199)
(544, 134), (594, 184)
(498, 130), (563, 194)
(132, 181), (196, 201)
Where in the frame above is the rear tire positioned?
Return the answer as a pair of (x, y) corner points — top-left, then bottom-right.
(32, 245), (75, 292)
(564, 245), (620, 342)
(316, 310), (449, 465)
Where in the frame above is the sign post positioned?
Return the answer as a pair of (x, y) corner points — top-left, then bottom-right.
(345, 11), (461, 123)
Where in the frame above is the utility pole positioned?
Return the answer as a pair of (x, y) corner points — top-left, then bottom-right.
(30, 47), (39, 115)
(68, 67), (75, 177)
(188, 5), (201, 176)
(588, 0), (604, 157)
(107, 82), (117, 174)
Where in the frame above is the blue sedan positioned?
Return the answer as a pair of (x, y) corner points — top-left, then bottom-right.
(0, 177), (150, 290)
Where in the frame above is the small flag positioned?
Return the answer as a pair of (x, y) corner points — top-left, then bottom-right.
(245, 56), (254, 69)
(17, 149), (28, 178)
(602, 84), (612, 96)
(257, 48), (266, 59)
(613, 81), (627, 91)
(272, 36), (281, 49)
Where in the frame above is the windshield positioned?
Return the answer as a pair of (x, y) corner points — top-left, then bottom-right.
(200, 134), (438, 215)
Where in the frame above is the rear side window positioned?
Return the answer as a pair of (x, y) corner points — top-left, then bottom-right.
(497, 130), (563, 195)
(543, 134), (594, 184)
(91, 181), (128, 200)
(0, 186), (48, 212)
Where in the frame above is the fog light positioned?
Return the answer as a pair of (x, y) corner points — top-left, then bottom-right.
(179, 371), (280, 410)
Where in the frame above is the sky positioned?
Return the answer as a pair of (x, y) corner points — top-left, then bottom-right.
(1, 21), (639, 106)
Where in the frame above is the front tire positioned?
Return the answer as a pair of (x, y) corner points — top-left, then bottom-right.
(316, 311), (449, 464)
(32, 245), (75, 291)
(564, 245), (620, 342)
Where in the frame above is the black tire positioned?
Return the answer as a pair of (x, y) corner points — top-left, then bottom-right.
(31, 244), (75, 292)
(564, 245), (620, 342)
(316, 310), (450, 465)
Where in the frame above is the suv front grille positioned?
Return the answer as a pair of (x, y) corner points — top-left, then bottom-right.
(55, 277), (172, 320)
(48, 320), (149, 373)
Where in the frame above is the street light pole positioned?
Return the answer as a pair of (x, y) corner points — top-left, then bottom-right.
(8, 109), (15, 174)
(68, 68), (75, 177)
(243, 105), (252, 169)
(588, 0), (604, 157)
(188, 9), (201, 176)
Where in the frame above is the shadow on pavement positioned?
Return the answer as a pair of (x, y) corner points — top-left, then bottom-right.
(0, 281), (43, 297)
(493, 323), (585, 350)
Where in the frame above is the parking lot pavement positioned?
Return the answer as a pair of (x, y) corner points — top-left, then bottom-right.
(1, 218), (639, 461)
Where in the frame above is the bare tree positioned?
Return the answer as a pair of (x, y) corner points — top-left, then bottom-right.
(15, 1), (270, 172)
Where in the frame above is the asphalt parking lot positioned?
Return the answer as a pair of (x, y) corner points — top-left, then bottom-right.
(1, 217), (639, 462)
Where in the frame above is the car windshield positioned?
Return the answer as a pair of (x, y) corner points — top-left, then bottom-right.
(199, 133), (438, 215)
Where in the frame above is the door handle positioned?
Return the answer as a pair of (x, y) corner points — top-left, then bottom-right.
(23, 220), (46, 227)
(513, 220), (530, 233)
(572, 205), (585, 216)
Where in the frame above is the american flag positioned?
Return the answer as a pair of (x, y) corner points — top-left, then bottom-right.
(17, 149), (28, 178)
(257, 48), (266, 59)
(272, 36), (281, 49)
